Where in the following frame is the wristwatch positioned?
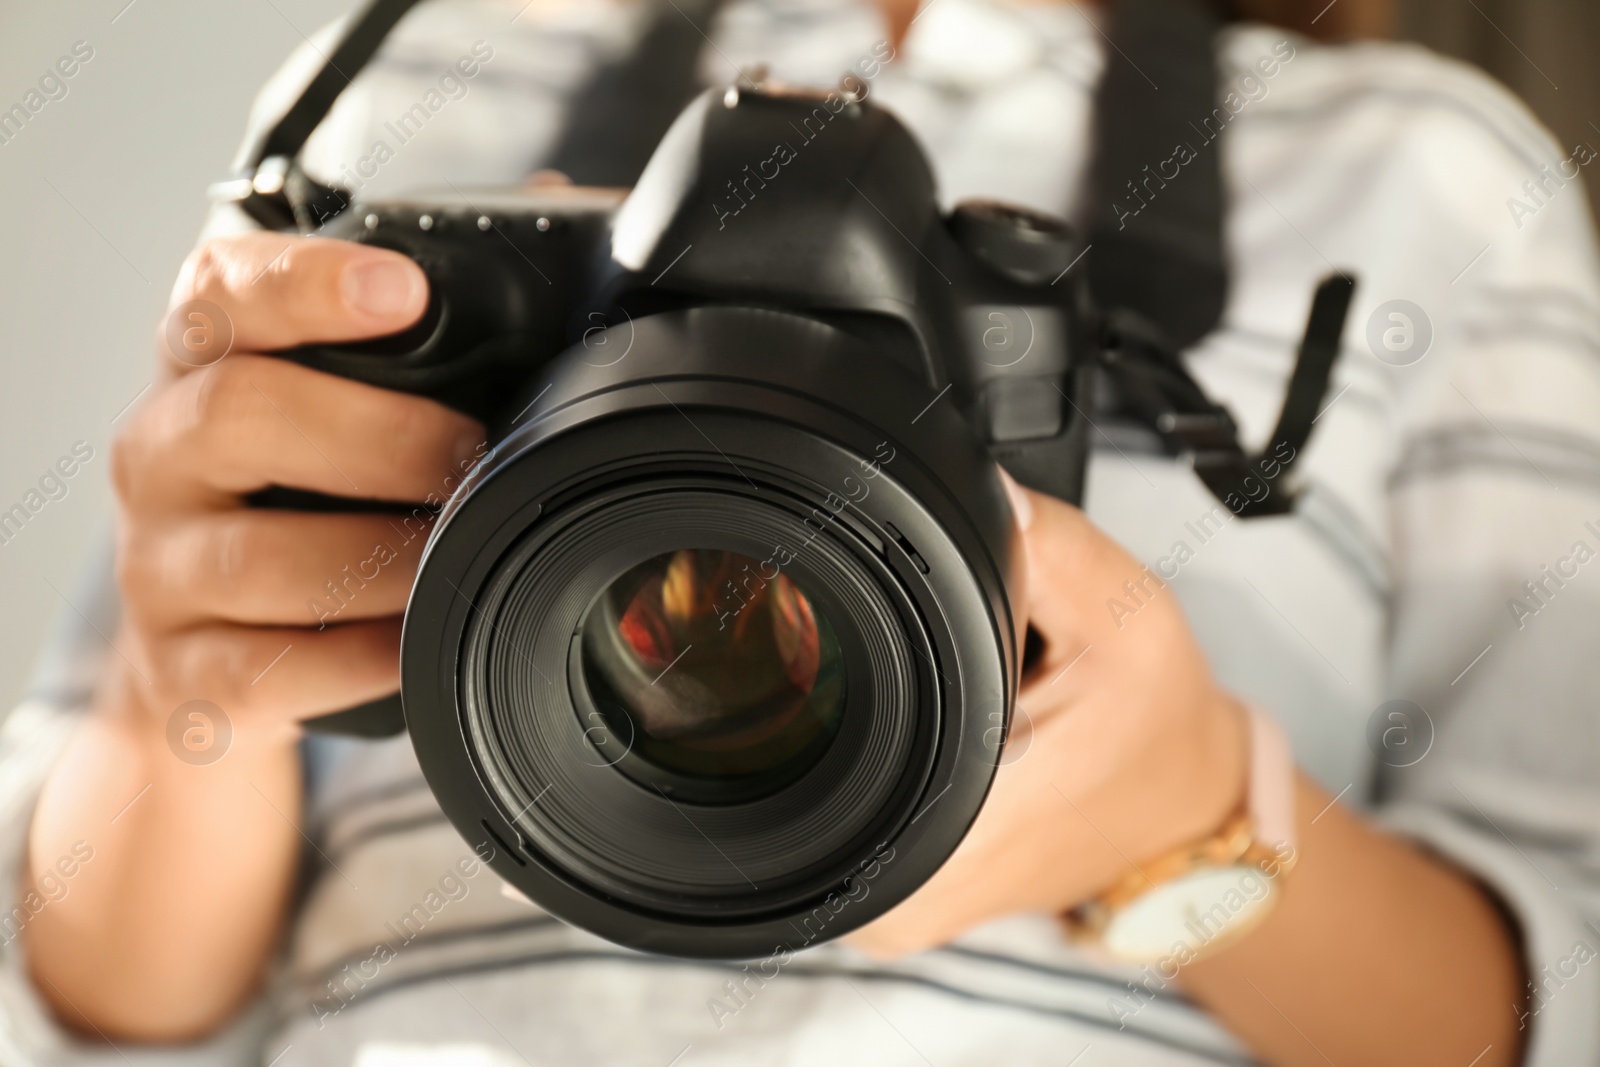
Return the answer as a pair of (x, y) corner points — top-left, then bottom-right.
(1063, 706), (1299, 964)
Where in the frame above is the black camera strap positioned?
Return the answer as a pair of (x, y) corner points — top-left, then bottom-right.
(1083, 0), (1353, 516)
(218, 0), (723, 229)
(1088, 0), (1229, 353)
(217, 0), (424, 231)
(543, 0), (726, 187)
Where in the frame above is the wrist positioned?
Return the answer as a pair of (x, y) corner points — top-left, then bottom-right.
(1064, 694), (1301, 964)
(96, 649), (302, 768)
(1119, 688), (1251, 870)
(1185, 690), (1252, 843)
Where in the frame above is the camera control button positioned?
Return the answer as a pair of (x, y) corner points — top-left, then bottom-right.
(951, 199), (1077, 286)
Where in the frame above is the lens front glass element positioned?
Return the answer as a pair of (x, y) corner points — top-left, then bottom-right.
(580, 549), (846, 796)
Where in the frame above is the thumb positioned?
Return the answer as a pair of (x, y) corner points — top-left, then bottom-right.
(999, 472), (1162, 670)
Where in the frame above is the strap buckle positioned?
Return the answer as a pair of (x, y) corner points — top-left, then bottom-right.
(1096, 272), (1356, 518)
(209, 154), (354, 233)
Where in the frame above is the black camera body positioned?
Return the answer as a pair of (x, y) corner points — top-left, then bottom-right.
(292, 85), (1092, 483)
(279, 86), (1090, 956)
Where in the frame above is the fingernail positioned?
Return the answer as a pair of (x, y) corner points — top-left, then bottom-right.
(999, 468), (1034, 531)
(500, 880), (537, 907)
(343, 257), (426, 319)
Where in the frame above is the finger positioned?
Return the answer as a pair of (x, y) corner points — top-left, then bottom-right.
(1012, 487), (1134, 638)
(164, 232), (428, 360)
(120, 511), (433, 629)
(146, 618), (403, 725)
(1015, 485), (1198, 690)
(114, 356), (485, 510)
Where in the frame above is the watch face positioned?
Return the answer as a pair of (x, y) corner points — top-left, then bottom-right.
(1103, 865), (1278, 964)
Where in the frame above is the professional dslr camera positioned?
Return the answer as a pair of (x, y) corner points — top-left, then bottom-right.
(220, 3), (1350, 959)
(277, 81), (1077, 957)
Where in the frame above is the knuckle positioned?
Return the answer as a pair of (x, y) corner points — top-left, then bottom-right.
(114, 524), (152, 589)
(254, 239), (342, 328)
(163, 627), (251, 708)
(264, 242), (310, 291)
(135, 631), (179, 703)
(179, 517), (242, 601)
(209, 515), (256, 591)
(108, 391), (181, 509)
(383, 397), (452, 459)
(108, 421), (148, 506)
(177, 240), (234, 303)
(117, 524), (195, 627)
(207, 515), (291, 608)
(189, 357), (259, 430)
(112, 527), (147, 605)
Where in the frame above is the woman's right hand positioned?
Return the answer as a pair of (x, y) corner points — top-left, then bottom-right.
(24, 232), (484, 1042)
(111, 232), (485, 743)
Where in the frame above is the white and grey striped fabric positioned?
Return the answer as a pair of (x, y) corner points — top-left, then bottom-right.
(4, 0), (1600, 1063)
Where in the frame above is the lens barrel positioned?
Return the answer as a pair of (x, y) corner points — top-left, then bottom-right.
(402, 306), (1023, 957)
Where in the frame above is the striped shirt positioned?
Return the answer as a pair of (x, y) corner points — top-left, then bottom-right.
(4, 0), (1600, 1063)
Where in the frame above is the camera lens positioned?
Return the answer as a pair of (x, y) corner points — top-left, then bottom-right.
(580, 549), (846, 799)
(401, 306), (1021, 956)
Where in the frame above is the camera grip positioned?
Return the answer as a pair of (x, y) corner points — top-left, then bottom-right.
(261, 217), (583, 739)
(305, 693), (407, 737)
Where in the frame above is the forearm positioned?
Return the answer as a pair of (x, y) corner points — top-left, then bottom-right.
(1180, 774), (1526, 1067)
(23, 662), (302, 1042)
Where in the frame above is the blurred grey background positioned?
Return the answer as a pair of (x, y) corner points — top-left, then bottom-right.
(0, 0), (359, 709)
(0, 0), (1592, 711)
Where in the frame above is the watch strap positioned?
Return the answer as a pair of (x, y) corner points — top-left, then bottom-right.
(1063, 703), (1299, 952)
(1245, 705), (1297, 861)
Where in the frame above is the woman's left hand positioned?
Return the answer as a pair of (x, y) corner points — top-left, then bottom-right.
(845, 476), (1249, 958)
